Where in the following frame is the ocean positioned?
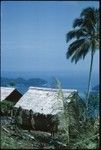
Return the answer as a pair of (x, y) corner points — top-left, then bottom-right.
(1, 71), (99, 97)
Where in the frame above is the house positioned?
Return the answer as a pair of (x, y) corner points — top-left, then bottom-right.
(14, 87), (84, 133)
(14, 86), (78, 115)
(1, 87), (23, 103)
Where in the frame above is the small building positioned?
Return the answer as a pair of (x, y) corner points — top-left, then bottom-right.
(14, 87), (84, 132)
(1, 87), (23, 103)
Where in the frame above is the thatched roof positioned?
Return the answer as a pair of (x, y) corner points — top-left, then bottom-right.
(14, 87), (77, 115)
(1, 87), (15, 101)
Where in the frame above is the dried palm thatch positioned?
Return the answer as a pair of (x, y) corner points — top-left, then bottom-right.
(1, 87), (15, 101)
(0, 87), (22, 102)
(14, 87), (78, 116)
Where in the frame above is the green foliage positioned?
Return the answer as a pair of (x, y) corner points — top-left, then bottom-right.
(0, 100), (16, 116)
(0, 100), (14, 109)
(1, 127), (37, 149)
(82, 93), (99, 119)
(87, 94), (99, 117)
(54, 79), (86, 144)
(53, 79), (99, 149)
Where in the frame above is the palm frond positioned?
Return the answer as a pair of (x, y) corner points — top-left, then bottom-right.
(66, 39), (86, 59)
(80, 7), (98, 31)
(96, 9), (100, 28)
(67, 39), (90, 63)
(80, 7), (96, 20)
(66, 7), (99, 63)
(76, 28), (88, 38)
(66, 28), (87, 43)
(82, 40), (91, 59)
(66, 30), (77, 43)
(73, 18), (83, 28)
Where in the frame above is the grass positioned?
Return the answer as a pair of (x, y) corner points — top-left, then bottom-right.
(1, 119), (56, 150)
(1, 115), (99, 149)
(1, 127), (35, 149)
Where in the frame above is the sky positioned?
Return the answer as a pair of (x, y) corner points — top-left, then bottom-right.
(1, 1), (99, 76)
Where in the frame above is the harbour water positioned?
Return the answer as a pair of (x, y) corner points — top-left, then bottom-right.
(1, 71), (99, 97)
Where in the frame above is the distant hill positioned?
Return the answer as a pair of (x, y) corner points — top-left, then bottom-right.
(1, 77), (47, 94)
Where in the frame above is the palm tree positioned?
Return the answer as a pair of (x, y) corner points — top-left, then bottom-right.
(66, 7), (99, 110)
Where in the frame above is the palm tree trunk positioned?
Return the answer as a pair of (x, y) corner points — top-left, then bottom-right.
(86, 50), (94, 111)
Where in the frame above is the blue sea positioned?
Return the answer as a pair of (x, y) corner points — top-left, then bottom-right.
(1, 71), (99, 98)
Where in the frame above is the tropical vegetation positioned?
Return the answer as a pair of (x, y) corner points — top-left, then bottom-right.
(66, 7), (99, 110)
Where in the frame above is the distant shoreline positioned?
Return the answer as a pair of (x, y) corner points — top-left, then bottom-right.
(1, 76), (99, 97)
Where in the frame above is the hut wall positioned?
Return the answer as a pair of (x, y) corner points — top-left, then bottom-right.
(17, 109), (58, 133)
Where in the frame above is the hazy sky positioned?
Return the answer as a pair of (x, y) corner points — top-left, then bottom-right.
(1, 1), (99, 75)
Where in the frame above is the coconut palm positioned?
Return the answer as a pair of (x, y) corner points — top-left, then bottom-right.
(66, 7), (99, 110)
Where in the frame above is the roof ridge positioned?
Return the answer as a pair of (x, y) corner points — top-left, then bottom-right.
(29, 86), (77, 92)
(1, 86), (15, 89)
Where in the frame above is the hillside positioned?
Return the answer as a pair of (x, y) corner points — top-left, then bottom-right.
(1, 125), (54, 149)
(1, 116), (67, 149)
(1, 77), (48, 94)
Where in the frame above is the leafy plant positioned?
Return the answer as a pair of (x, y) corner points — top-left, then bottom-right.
(52, 79), (99, 149)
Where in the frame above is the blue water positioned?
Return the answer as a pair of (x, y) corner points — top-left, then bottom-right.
(1, 71), (99, 97)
